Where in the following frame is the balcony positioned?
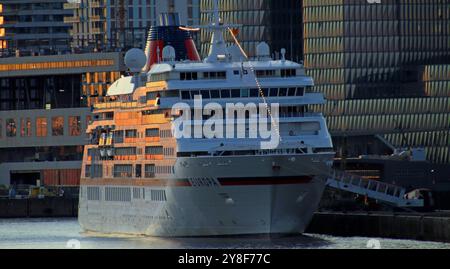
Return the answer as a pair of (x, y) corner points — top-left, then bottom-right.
(91, 1), (104, 8)
(91, 27), (103, 34)
(63, 2), (80, 9)
(64, 16), (80, 24)
(89, 15), (104, 22)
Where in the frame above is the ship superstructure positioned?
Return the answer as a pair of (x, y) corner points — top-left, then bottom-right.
(78, 1), (334, 236)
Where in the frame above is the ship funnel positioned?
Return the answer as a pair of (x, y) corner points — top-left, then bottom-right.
(142, 12), (200, 72)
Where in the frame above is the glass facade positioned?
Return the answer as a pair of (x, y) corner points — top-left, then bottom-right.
(200, 0), (303, 60)
(304, 0), (450, 163)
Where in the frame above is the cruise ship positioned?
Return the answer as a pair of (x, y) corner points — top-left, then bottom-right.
(78, 2), (334, 236)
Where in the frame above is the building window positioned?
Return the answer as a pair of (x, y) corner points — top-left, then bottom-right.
(36, 117), (47, 137)
(20, 118), (32, 137)
(69, 116), (81, 136)
(6, 119), (16, 137)
(52, 116), (64, 136)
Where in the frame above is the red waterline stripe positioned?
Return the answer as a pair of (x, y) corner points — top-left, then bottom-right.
(218, 176), (313, 186)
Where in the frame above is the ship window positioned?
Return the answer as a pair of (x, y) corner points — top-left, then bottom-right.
(125, 129), (137, 138)
(249, 89), (259, 97)
(261, 88), (269, 97)
(201, 90), (210, 99)
(296, 87), (304, 96)
(69, 116), (81, 136)
(181, 91), (190, 100)
(6, 118), (16, 137)
(146, 91), (159, 100)
(145, 146), (163, 155)
(0, 119), (2, 138)
(210, 90), (220, 98)
(287, 88), (296, 96)
(180, 72), (198, 81)
(220, 89), (230, 98)
(52, 117), (64, 136)
(240, 89), (249, 97)
(135, 164), (142, 178)
(145, 164), (155, 178)
(233, 70), (239, 75)
(114, 147), (136, 156)
(145, 128), (159, 137)
(190, 90), (200, 99)
(269, 88), (278, 97)
(113, 164), (133, 178)
(279, 88), (288, 96)
(114, 130), (124, 143)
(87, 187), (100, 201)
(85, 164), (103, 178)
(36, 117), (47, 137)
(231, 89), (240, 98)
(281, 69), (296, 77)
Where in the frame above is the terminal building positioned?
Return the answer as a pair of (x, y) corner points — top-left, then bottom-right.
(0, 52), (125, 186)
(303, 0), (450, 193)
(303, 0), (450, 164)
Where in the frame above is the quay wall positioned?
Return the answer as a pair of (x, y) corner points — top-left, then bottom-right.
(306, 212), (450, 243)
(0, 198), (78, 218)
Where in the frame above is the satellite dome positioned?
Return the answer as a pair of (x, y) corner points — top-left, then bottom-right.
(162, 45), (176, 62)
(125, 48), (146, 72)
(256, 42), (271, 60)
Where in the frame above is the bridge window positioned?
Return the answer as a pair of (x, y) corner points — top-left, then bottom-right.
(281, 69), (296, 77)
(180, 72), (198, 80)
(201, 90), (210, 99)
(204, 71), (226, 79)
(296, 87), (304, 96)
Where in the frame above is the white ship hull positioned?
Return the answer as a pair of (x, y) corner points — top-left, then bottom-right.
(78, 154), (333, 236)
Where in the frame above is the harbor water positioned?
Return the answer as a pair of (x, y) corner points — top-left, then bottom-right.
(0, 218), (449, 249)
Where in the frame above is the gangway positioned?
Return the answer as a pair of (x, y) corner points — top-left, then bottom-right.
(326, 170), (424, 207)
